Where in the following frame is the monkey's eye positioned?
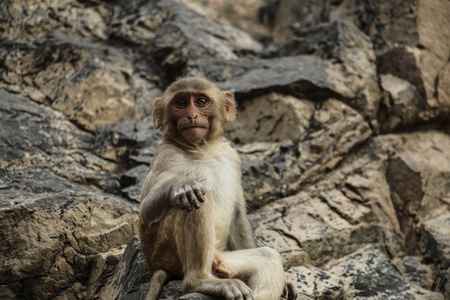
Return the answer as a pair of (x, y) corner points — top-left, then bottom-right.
(195, 97), (208, 106)
(174, 99), (187, 108)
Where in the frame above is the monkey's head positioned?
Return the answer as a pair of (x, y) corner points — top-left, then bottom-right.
(153, 77), (236, 148)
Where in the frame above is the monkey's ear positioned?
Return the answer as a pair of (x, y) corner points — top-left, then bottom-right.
(153, 98), (162, 129)
(223, 92), (236, 123)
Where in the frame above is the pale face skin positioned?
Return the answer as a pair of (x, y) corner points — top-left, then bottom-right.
(170, 92), (214, 145)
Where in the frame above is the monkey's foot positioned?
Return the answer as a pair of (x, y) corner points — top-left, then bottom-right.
(282, 282), (297, 300)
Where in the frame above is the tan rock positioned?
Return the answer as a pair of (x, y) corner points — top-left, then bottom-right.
(0, 191), (139, 300)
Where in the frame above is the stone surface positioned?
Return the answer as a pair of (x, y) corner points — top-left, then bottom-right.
(0, 190), (139, 300)
(393, 256), (436, 290)
(285, 266), (342, 299)
(0, 38), (160, 131)
(230, 93), (371, 208)
(0, 0), (449, 299)
(326, 246), (444, 300)
(276, 20), (381, 125)
(0, 90), (120, 194)
(378, 74), (422, 132)
(420, 215), (450, 299)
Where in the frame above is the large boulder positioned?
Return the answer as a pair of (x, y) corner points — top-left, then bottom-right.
(326, 246), (444, 300)
(0, 190), (138, 300)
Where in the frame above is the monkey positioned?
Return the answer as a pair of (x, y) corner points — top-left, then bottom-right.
(139, 77), (297, 300)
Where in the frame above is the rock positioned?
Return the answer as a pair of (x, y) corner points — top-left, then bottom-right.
(420, 215), (450, 299)
(259, 0), (328, 44)
(229, 93), (371, 208)
(376, 46), (450, 126)
(277, 20), (381, 125)
(371, 0), (450, 121)
(251, 130), (450, 270)
(95, 236), (150, 300)
(326, 246), (444, 300)
(285, 266), (342, 299)
(86, 247), (125, 300)
(121, 165), (151, 202)
(386, 157), (425, 254)
(213, 55), (359, 101)
(117, 93), (371, 209)
(199, 51), (380, 129)
(0, 0), (109, 43)
(178, 0), (269, 40)
(283, 21), (375, 74)
(110, 0), (262, 81)
(437, 62), (450, 112)
(0, 190), (139, 300)
(378, 74), (422, 132)
(328, 0), (450, 57)
(251, 187), (402, 268)
(393, 256), (436, 290)
(95, 119), (162, 164)
(1, 0), (449, 299)
(0, 90), (120, 193)
(0, 39), (160, 131)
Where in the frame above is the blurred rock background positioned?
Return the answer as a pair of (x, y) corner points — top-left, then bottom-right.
(0, 0), (449, 299)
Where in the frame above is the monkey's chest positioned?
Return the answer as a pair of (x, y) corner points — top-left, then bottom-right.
(179, 157), (240, 249)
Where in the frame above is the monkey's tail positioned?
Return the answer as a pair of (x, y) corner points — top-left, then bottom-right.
(146, 269), (170, 300)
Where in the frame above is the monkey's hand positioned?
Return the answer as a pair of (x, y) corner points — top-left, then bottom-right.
(172, 182), (206, 212)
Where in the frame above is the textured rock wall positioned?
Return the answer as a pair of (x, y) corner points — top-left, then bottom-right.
(0, 0), (449, 299)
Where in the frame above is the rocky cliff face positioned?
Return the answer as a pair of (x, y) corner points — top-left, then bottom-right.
(0, 0), (449, 299)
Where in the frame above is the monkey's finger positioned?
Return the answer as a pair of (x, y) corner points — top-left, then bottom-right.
(193, 187), (206, 203)
(225, 285), (241, 300)
(185, 186), (201, 209)
(235, 280), (253, 300)
(178, 193), (192, 211)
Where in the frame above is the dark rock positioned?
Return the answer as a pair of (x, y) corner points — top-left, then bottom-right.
(96, 236), (150, 300)
(109, 0), (262, 81)
(393, 256), (436, 290)
(95, 119), (162, 164)
(0, 90), (120, 193)
(378, 74), (422, 132)
(420, 215), (450, 299)
(387, 158), (424, 254)
(121, 165), (150, 202)
(326, 246), (444, 300)
(177, 0), (269, 41)
(278, 20), (381, 124)
(214, 55), (345, 101)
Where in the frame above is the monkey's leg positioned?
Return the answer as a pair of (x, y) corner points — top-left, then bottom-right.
(221, 247), (285, 300)
(175, 196), (253, 298)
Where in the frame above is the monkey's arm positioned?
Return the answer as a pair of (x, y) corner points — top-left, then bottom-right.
(140, 171), (206, 225)
(227, 201), (256, 250)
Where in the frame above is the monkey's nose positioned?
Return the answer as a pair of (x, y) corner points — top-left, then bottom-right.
(187, 115), (198, 120)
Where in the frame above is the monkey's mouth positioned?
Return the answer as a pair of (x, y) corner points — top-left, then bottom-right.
(181, 125), (207, 131)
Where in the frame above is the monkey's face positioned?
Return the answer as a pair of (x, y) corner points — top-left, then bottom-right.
(170, 93), (214, 144)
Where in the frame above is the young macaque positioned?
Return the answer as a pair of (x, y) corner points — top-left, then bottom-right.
(139, 77), (297, 300)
